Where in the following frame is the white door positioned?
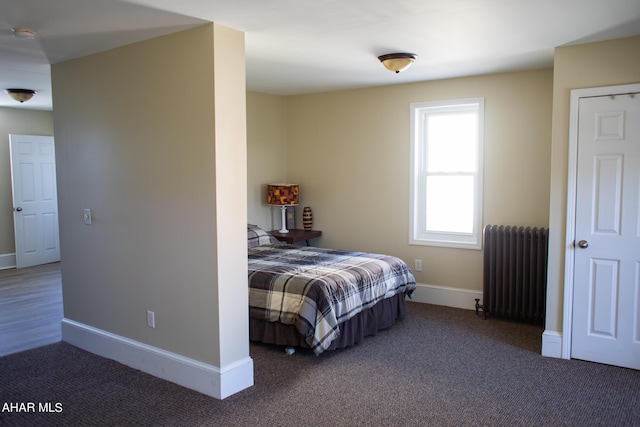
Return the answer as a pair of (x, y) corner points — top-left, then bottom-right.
(9, 134), (60, 268)
(571, 92), (640, 370)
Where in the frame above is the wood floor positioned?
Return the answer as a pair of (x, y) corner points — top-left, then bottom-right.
(0, 262), (62, 357)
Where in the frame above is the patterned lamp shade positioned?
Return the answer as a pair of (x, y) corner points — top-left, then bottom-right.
(267, 184), (299, 206)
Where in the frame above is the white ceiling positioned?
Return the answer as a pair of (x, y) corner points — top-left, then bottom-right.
(2, 0), (640, 111)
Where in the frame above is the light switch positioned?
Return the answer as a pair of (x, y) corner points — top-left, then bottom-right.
(147, 310), (156, 328)
(83, 208), (92, 225)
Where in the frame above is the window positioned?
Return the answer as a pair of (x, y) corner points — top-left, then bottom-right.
(410, 98), (484, 249)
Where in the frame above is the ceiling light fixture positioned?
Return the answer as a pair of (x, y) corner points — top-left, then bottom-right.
(5, 89), (36, 103)
(11, 27), (37, 39)
(378, 53), (417, 73)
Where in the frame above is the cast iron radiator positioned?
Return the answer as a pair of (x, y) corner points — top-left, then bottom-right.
(478, 225), (549, 324)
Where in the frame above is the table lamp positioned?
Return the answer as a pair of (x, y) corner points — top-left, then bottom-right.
(267, 184), (299, 233)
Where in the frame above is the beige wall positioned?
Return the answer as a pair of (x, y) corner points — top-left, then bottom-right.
(211, 23), (250, 367)
(546, 35), (640, 333)
(282, 69), (553, 291)
(52, 24), (248, 368)
(246, 92), (287, 230)
(0, 108), (54, 257)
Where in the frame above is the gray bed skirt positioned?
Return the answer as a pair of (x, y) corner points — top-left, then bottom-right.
(249, 291), (409, 352)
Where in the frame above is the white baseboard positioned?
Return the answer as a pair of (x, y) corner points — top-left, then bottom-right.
(61, 319), (253, 399)
(0, 253), (16, 270)
(411, 283), (482, 311)
(541, 330), (563, 359)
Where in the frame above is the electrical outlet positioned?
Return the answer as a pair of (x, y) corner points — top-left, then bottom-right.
(147, 310), (156, 328)
(414, 259), (423, 272)
(83, 208), (92, 225)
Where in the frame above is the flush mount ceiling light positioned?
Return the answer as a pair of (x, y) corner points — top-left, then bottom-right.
(5, 89), (36, 103)
(11, 27), (37, 39)
(378, 53), (417, 73)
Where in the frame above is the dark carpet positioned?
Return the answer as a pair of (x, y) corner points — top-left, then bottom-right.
(1, 302), (639, 426)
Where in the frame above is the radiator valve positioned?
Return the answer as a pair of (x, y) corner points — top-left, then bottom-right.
(475, 298), (483, 317)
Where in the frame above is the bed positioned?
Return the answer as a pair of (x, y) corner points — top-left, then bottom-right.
(247, 224), (417, 355)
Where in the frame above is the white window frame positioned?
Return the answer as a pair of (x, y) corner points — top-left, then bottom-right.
(409, 97), (484, 250)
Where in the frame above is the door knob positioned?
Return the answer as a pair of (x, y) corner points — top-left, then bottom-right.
(577, 240), (589, 248)
(15, 207), (22, 212)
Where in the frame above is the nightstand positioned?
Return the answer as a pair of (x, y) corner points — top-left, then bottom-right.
(270, 229), (322, 246)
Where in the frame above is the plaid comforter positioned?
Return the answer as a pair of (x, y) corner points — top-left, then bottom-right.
(248, 245), (416, 354)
